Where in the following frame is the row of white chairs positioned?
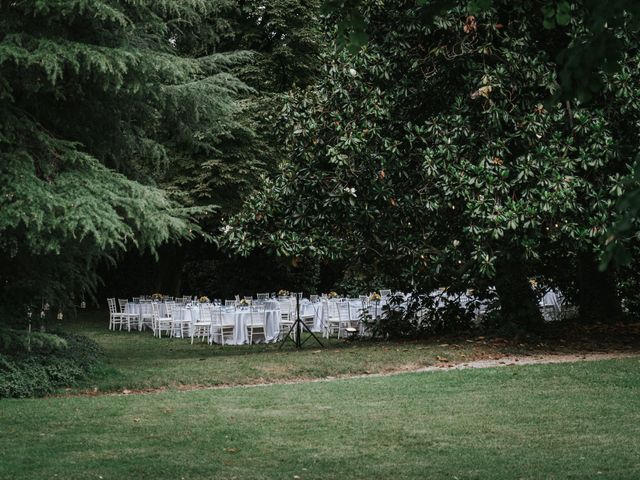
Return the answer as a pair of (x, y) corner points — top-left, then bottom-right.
(321, 299), (374, 339)
(108, 294), (385, 343)
(109, 298), (276, 345)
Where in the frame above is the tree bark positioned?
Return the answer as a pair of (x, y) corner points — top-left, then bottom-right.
(494, 254), (544, 330)
(576, 252), (622, 324)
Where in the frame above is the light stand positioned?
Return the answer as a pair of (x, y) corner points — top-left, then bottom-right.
(279, 293), (323, 349)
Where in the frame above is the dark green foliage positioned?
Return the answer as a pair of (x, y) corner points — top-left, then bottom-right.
(227, 1), (640, 327)
(98, 0), (325, 298)
(0, 1), (257, 320)
(327, 0), (640, 102)
(0, 328), (68, 354)
(0, 331), (103, 398)
(365, 293), (476, 339)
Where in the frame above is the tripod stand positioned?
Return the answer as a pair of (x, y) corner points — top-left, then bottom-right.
(279, 294), (323, 349)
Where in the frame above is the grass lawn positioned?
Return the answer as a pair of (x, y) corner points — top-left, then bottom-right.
(1, 357), (639, 479)
(60, 311), (510, 393)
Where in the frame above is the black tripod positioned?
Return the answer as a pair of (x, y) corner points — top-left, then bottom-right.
(279, 294), (323, 349)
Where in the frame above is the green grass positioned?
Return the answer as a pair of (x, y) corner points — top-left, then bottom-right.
(1, 357), (639, 479)
(60, 312), (494, 393)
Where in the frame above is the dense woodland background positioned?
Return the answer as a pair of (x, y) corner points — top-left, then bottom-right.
(2, 0), (640, 334)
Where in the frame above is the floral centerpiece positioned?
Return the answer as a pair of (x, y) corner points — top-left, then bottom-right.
(238, 298), (250, 307)
(199, 296), (210, 303)
(370, 292), (382, 302)
(151, 293), (163, 301)
(278, 289), (289, 297)
(328, 291), (338, 299)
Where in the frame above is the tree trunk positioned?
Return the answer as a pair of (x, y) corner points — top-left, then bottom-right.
(577, 252), (622, 324)
(494, 254), (543, 330)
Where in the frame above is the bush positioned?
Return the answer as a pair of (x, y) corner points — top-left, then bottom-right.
(365, 292), (476, 339)
(0, 331), (103, 398)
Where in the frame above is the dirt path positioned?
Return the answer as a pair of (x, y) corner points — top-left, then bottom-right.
(60, 351), (639, 398)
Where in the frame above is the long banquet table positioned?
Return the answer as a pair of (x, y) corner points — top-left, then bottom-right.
(120, 289), (567, 343)
(174, 304), (281, 345)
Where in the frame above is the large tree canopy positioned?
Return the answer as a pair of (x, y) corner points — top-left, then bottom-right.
(0, 1), (253, 318)
(93, 0), (326, 300)
(226, 0), (640, 327)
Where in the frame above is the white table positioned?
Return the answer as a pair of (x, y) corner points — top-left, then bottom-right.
(172, 305), (281, 345)
(125, 301), (168, 317)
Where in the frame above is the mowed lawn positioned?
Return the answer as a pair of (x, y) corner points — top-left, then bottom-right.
(61, 312), (504, 393)
(2, 357), (640, 480)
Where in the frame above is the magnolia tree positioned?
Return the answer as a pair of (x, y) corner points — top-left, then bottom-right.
(225, 1), (640, 328)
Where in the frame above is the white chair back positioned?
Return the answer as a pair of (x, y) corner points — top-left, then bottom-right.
(199, 305), (213, 324)
(118, 298), (128, 313)
(337, 301), (350, 321)
(107, 298), (117, 314)
(250, 308), (266, 326)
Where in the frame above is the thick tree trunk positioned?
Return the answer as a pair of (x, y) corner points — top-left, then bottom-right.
(494, 254), (543, 330)
(576, 252), (622, 324)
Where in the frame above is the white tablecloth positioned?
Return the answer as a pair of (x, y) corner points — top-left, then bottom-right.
(301, 299), (385, 332)
(125, 301), (167, 317)
(173, 305), (281, 345)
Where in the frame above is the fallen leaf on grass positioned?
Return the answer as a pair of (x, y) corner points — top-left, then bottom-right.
(224, 447), (239, 453)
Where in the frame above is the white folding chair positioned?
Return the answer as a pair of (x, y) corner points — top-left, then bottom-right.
(323, 299), (343, 338)
(299, 302), (316, 332)
(118, 298), (140, 331)
(139, 301), (153, 332)
(211, 307), (235, 345)
(257, 293), (269, 300)
(349, 300), (368, 336)
(170, 307), (191, 339)
(107, 298), (125, 330)
(153, 302), (172, 338)
(278, 299), (295, 339)
(247, 307), (266, 344)
(191, 305), (212, 344)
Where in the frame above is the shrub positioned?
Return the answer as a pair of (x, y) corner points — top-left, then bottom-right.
(0, 331), (103, 398)
(365, 292), (476, 339)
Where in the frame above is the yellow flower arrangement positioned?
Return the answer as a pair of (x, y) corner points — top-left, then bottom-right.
(238, 298), (250, 306)
(199, 296), (210, 303)
(278, 289), (289, 297)
(328, 291), (338, 299)
(151, 293), (163, 301)
(370, 292), (382, 302)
